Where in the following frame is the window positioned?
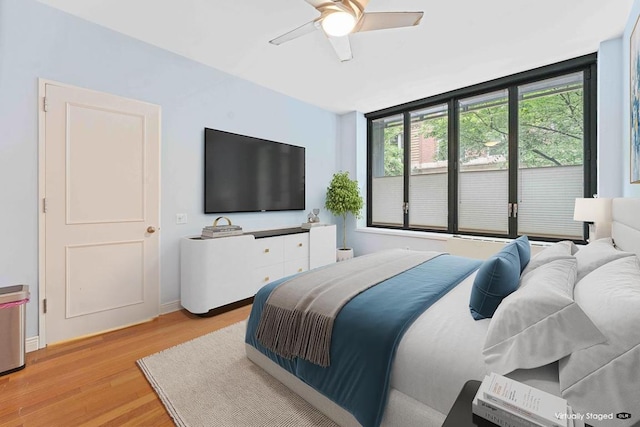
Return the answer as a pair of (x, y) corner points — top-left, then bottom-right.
(371, 114), (404, 227)
(367, 55), (596, 241)
(409, 105), (449, 230)
(517, 73), (584, 239)
(458, 90), (509, 235)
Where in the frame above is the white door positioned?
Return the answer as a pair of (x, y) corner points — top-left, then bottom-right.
(43, 83), (160, 345)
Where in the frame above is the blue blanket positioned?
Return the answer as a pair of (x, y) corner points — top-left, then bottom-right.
(245, 254), (481, 427)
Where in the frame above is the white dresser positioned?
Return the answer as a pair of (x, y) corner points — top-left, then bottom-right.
(180, 224), (336, 314)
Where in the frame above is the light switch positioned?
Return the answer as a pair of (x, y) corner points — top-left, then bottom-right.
(176, 213), (188, 224)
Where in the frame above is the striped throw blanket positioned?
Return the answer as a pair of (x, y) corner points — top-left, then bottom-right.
(255, 249), (440, 366)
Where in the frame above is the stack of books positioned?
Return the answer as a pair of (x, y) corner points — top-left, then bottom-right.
(472, 373), (581, 427)
(201, 224), (243, 239)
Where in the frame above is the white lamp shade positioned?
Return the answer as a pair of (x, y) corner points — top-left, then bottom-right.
(573, 198), (612, 222)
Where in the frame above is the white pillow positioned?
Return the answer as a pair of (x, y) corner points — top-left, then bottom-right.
(483, 258), (604, 375)
(559, 256), (640, 427)
(574, 237), (634, 281)
(520, 240), (577, 277)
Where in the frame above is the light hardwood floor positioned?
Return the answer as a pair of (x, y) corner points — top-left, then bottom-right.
(0, 305), (252, 427)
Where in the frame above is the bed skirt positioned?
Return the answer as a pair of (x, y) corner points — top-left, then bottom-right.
(245, 344), (447, 427)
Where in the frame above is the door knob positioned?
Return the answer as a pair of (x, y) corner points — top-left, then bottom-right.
(147, 226), (157, 234)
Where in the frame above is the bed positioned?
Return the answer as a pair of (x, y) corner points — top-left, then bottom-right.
(245, 198), (640, 427)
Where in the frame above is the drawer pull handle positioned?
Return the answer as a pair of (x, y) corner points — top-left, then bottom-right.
(298, 243), (303, 247)
(264, 248), (270, 253)
(264, 276), (270, 282)
(298, 268), (303, 272)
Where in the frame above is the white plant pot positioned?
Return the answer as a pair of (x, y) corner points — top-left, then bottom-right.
(336, 248), (354, 262)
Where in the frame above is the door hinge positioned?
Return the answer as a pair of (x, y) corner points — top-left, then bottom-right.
(402, 201), (409, 215)
(513, 203), (518, 218)
(43, 97), (48, 112)
(43, 298), (47, 314)
(43, 197), (48, 213)
(508, 203), (513, 217)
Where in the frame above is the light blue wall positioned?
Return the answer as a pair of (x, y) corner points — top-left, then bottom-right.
(0, 0), (338, 338)
(623, 0), (640, 196)
(598, 37), (624, 197)
(3, 0), (637, 341)
(337, 111), (370, 253)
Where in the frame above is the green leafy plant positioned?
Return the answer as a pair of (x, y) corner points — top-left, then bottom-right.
(324, 171), (364, 250)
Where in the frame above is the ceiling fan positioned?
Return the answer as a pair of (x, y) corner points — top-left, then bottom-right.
(270, 0), (423, 62)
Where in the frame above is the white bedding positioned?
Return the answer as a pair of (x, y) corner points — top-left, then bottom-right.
(247, 198), (640, 426)
(391, 272), (489, 414)
(391, 270), (561, 416)
(247, 268), (561, 427)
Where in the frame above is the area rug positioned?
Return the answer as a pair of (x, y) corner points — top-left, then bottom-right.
(137, 321), (338, 427)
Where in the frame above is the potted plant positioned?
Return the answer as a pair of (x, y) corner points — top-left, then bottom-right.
(324, 171), (364, 261)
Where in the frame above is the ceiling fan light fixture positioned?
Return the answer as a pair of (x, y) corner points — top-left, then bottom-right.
(270, 1), (424, 61)
(321, 11), (357, 37)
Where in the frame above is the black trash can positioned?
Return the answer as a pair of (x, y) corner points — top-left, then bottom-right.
(0, 285), (30, 376)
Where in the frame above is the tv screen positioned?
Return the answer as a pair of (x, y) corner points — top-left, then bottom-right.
(204, 128), (305, 213)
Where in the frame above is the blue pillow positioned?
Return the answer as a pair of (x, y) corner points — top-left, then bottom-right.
(469, 242), (521, 320)
(513, 235), (530, 272)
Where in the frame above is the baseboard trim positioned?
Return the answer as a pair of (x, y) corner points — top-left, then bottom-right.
(26, 336), (39, 353)
(195, 297), (254, 317)
(25, 303), (182, 353)
(160, 300), (182, 315)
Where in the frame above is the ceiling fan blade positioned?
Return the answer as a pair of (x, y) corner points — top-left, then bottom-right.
(356, 11), (424, 33)
(327, 36), (353, 62)
(270, 20), (319, 45)
(350, 0), (370, 11)
(304, 0), (336, 9)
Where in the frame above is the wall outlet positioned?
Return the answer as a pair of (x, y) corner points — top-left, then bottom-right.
(176, 213), (188, 224)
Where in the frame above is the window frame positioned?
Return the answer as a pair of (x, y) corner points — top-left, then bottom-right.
(366, 54), (597, 242)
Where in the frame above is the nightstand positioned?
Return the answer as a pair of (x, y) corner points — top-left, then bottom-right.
(443, 380), (593, 427)
(442, 380), (497, 427)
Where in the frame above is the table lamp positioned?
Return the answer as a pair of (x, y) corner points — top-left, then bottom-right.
(573, 198), (612, 241)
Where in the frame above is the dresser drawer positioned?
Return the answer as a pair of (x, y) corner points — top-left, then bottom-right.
(255, 264), (285, 290)
(284, 258), (309, 277)
(254, 236), (284, 267)
(284, 233), (309, 261)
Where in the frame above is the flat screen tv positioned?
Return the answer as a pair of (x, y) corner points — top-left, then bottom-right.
(204, 128), (305, 213)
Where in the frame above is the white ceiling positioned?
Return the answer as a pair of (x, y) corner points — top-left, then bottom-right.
(37, 0), (634, 114)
